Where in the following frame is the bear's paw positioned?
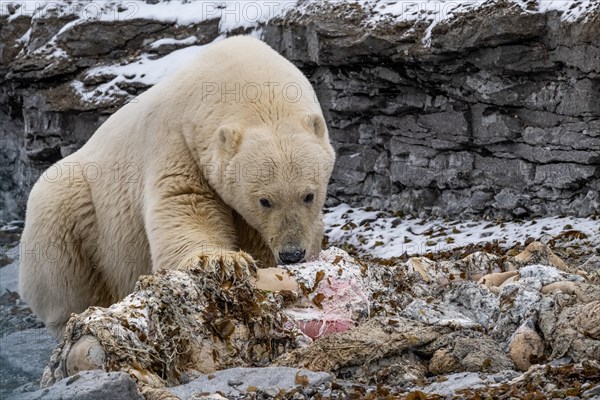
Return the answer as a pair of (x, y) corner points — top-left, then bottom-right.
(178, 250), (257, 282)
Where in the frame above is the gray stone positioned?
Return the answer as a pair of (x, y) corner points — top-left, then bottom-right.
(376, 115), (428, 135)
(437, 190), (474, 216)
(417, 111), (468, 137)
(494, 188), (530, 211)
(522, 127), (548, 146)
(389, 140), (438, 160)
(469, 44), (555, 73)
(422, 370), (521, 396)
(375, 67), (403, 84)
(522, 126), (600, 151)
(57, 21), (179, 58)
(421, 372), (486, 396)
(488, 143), (598, 164)
(443, 282), (500, 331)
(328, 127), (360, 144)
(565, 189), (600, 218)
(474, 157), (536, 189)
(360, 148), (380, 172)
(0, 328), (57, 378)
(333, 95), (377, 113)
(472, 105), (523, 144)
(516, 110), (568, 129)
(429, 152), (474, 189)
(333, 151), (368, 185)
(385, 89), (430, 112)
(431, 10), (546, 52)
(555, 79), (600, 116)
(389, 189), (440, 216)
(11, 370), (143, 400)
(362, 173), (391, 200)
(534, 164), (597, 189)
(0, 258), (19, 293)
(470, 190), (494, 211)
(373, 152), (389, 175)
(582, 384), (600, 398)
(390, 161), (436, 188)
(169, 367), (332, 398)
(493, 283), (542, 343)
(464, 72), (528, 107)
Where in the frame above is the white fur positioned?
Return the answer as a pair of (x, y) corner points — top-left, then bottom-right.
(19, 36), (335, 338)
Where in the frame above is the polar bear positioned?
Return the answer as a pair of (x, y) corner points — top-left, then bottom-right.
(19, 36), (336, 338)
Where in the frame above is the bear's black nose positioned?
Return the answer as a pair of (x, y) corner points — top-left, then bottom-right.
(279, 250), (306, 265)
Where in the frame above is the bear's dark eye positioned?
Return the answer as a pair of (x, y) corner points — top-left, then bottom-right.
(260, 198), (271, 208)
(304, 193), (314, 204)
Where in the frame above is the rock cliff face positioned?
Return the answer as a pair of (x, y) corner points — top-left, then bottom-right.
(1, 0), (599, 221)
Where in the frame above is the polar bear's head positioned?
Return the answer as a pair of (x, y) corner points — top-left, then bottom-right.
(207, 114), (335, 265)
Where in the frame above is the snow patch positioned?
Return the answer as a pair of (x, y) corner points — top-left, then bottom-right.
(72, 43), (215, 104)
(342, 0), (599, 46)
(324, 204), (600, 259)
(149, 36), (198, 49)
(1, 1), (296, 33)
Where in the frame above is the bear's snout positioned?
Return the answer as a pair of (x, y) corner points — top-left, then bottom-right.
(279, 249), (306, 265)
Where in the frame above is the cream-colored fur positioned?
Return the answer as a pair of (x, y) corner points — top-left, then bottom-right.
(19, 36), (335, 338)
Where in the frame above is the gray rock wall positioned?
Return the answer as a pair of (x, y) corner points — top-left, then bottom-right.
(264, 4), (600, 217)
(1, 1), (599, 221)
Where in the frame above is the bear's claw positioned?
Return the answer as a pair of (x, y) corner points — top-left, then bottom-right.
(180, 251), (257, 282)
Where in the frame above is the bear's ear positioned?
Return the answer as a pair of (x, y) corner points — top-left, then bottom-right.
(304, 114), (327, 140)
(217, 126), (243, 157)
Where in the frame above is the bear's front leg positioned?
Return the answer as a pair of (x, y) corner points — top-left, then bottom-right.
(145, 178), (257, 281)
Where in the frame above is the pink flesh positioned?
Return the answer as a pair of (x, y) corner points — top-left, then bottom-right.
(295, 319), (355, 339)
(285, 278), (368, 340)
